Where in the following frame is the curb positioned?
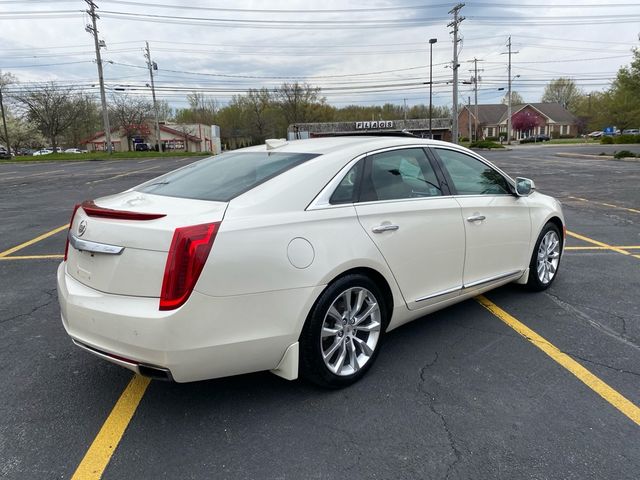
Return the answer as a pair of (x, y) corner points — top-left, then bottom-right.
(554, 153), (640, 162)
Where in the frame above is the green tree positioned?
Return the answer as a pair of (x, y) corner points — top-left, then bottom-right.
(541, 78), (583, 110)
(606, 47), (640, 129)
(274, 82), (327, 125)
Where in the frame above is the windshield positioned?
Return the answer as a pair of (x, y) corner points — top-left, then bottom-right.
(136, 151), (320, 202)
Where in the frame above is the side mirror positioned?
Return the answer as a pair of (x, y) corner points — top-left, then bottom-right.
(515, 177), (535, 196)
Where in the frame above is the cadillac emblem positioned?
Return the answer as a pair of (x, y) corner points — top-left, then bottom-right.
(78, 220), (87, 237)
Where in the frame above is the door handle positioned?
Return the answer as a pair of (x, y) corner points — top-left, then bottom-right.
(372, 224), (400, 233)
(466, 215), (486, 222)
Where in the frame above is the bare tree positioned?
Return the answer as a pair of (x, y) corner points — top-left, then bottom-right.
(541, 78), (582, 110)
(274, 82), (325, 125)
(501, 91), (524, 106)
(109, 93), (152, 151)
(13, 82), (80, 151)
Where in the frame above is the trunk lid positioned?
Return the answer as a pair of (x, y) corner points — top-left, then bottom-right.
(65, 192), (227, 297)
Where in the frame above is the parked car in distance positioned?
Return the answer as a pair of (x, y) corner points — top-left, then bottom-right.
(0, 147), (12, 160)
(135, 143), (150, 151)
(57, 137), (565, 387)
(622, 129), (639, 135)
(520, 134), (550, 144)
(33, 149), (53, 156)
(587, 131), (603, 138)
(64, 148), (83, 154)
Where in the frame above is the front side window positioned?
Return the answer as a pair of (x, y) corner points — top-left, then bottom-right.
(136, 151), (319, 202)
(359, 148), (442, 202)
(434, 148), (511, 195)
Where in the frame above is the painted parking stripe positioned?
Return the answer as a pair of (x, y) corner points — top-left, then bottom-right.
(566, 230), (637, 258)
(476, 295), (640, 426)
(568, 196), (640, 214)
(71, 375), (151, 480)
(0, 254), (64, 260)
(0, 224), (69, 258)
(86, 165), (162, 185)
(564, 246), (640, 251)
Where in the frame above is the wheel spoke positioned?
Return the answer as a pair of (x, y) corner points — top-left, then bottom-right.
(342, 291), (353, 318)
(322, 326), (340, 338)
(353, 303), (377, 326)
(323, 337), (342, 360)
(352, 335), (373, 356)
(348, 338), (359, 372)
(354, 320), (381, 333)
(331, 341), (347, 374)
(327, 305), (342, 322)
(353, 289), (366, 317)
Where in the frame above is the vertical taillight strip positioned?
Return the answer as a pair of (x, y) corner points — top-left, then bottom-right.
(63, 204), (81, 262)
(159, 222), (220, 311)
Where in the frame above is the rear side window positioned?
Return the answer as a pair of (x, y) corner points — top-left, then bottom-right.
(136, 151), (319, 202)
(434, 148), (510, 195)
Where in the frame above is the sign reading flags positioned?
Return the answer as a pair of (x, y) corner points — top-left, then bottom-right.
(355, 121), (394, 130)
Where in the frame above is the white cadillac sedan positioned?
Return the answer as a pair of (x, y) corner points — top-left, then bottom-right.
(57, 137), (564, 387)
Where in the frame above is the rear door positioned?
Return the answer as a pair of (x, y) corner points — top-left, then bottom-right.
(430, 147), (531, 288)
(353, 147), (465, 310)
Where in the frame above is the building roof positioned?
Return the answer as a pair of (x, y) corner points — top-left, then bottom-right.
(160, 124), (202, 142)
(466, 103), (576, 125)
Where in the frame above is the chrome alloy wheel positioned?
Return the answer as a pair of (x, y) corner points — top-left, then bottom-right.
(537, 230), (560, 284)
(320, 287), (382, 376)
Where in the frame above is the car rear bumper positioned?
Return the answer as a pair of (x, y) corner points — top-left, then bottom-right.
(57, 262), (324, 382)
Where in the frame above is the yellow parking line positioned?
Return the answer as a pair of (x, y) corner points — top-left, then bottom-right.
(566, 230), (635, 257)
(476, 296), (640, 426)
(0, 254), (64, 260)
(568, 196), (640, 214)
(0, 224), (69, 258)
(72, 375), (151, 480)
(564, 246), (640, 251)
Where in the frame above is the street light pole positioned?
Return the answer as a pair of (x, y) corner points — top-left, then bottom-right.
(429, 38), (437, 139)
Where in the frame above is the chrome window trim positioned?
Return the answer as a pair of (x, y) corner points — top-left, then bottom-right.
(68, 233), (125, 255)
(307, 143), (446, 211)
(429, 145), (516, 189)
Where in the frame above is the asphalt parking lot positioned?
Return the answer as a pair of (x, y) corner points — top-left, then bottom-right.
(1, 145), (638, 479)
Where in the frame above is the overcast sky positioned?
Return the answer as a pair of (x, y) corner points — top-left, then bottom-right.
(0, 0), (638, 110)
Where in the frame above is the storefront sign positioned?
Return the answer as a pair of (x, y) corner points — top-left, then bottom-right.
(355, 121), (394, 129)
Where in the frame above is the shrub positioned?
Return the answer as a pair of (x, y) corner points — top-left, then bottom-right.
(469, 140), (505, 149)
(459, 136), (469, 142)
(613, 150), (637, 159)
(600, 136), (614, 144)
(485, 136), (498, 142)
(559, 134), (574, 139)
(551, 131), (561, 139)
(614, 134), (640, 144)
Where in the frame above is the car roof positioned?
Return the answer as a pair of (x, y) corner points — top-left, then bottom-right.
(239, 136), (455, 155)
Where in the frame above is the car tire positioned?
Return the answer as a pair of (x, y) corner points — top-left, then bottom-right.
(299, 274), (388, 388)
(526, 222), (562, 292)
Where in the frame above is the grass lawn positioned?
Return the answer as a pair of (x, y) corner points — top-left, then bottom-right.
(1, 150), (212, 163)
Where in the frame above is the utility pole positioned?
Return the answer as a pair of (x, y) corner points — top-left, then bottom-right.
(448, 3), (464, 144)
(468, 58), (483, 142)
(85, 0), (112, 154)
(428, 37), (437, 139)
(502, 36), (518, 145)
(403, 98), (407, 121)
(144, 41), (162, 152)
(0, 83), (10, 156)
(467, 96), (472, 142)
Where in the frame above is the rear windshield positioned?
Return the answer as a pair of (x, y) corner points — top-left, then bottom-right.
(135, 151), (320, 202)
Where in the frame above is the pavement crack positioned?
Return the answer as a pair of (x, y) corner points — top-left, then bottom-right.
(543, 292), (639, 350)
(567, 352), (640, 378)
(0, 289), (56, 325)
(417, 353), (463, 479)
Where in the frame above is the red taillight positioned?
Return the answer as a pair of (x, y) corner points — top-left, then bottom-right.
(81, 200), (166, 221)
(159, 222), (220, 311)
(64, 204), (81, 261)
